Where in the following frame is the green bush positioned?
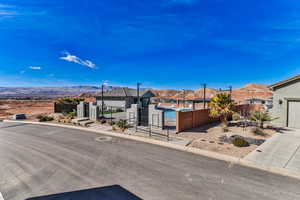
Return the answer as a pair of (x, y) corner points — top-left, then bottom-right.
(56, 97), (83, 105)
(36, 115), (54, 122)
(250, 111), (278, 129)
(108, 121), (116, 126)
(68, 111), (77, 118)
(116, 108), (124, 112)
(232, 137), (250, 147)
(116, 119), (128, 131)
(62, 111), (77, 118)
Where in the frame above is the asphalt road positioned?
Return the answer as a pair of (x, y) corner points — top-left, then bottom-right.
(0, 122), (300, 200)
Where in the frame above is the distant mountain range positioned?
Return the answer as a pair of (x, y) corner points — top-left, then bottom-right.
(152, 83), (273, 102)
(0, 86), (103, 99)
(0, 84), (273, 101)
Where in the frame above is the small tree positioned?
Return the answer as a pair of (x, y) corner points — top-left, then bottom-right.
(250, 111), (277, 129)
(209, 93), (236, 131)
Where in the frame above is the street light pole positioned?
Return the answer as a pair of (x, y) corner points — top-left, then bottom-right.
(229, 85), (232, 101)
(101, 84), (104, 118)
(182, 89), (185, 108)
(137, 82), (141, 107)
(202, 84), (207, 109)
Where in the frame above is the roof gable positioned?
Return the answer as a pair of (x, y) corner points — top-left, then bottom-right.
(269, 74), (300, 91)
(97, 87), (156, 97)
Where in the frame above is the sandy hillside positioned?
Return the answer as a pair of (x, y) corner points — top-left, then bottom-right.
(0, 100), (54, 119)
(152, 83), (273, 102)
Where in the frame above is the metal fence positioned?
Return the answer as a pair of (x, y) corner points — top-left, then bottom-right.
(100, 106), (127, 123)
(128, 114), (170, 141)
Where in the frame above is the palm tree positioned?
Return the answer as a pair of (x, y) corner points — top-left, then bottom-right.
(209, 93), (236, 130)
(250, 111), (277, 129)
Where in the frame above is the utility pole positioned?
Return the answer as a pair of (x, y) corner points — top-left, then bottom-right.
(229, 85), (232, 101)
(202, 84), (207, 109)
(101, 84), (104, 119)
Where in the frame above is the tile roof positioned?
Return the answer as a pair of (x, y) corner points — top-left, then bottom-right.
(97, 87), (153, 97)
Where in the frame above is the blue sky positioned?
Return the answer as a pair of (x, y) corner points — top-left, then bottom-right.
(0, 0), (300, 89)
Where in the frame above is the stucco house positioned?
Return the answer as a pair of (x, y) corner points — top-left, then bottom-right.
(269, 75), (300, 128)
(246, 97), (273, 111)
(96, 87), (156, 110)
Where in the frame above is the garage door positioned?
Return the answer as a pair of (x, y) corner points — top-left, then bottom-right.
(288, 101), (300, 129)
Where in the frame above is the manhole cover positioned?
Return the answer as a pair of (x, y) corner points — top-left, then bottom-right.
(95, 136), (113, 142)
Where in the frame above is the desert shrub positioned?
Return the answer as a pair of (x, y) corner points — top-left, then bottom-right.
(36, 115), (54, 122)
(116, 119), (128, 131)
(108, 121), (116, 126)
(116, 108), (124, 112)
(63, 111), (77, 119)
(68, 111), (77, 118)
(232, 113), (241, 121)
(57, 97), (83, 105)
(232, 137), (250, 147)
(222, 127), (229, 132)
(250, 111), (278, 129)
(251, 127), (266, 136)
(100, 119), (107, 124)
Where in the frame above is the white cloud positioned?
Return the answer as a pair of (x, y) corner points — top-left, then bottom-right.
(0, 4), (18, 17)
(29, 66), (42, 70)
(60, 51), (97, 69)
(0, 11), (16, 15)
(0, 4), (13, 8)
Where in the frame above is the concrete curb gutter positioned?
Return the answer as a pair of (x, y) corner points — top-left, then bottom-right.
(4, 120), (300, 180)
(0, 192), (4, 200)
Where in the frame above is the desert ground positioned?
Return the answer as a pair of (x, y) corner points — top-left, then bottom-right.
(0, 100), (54, 119)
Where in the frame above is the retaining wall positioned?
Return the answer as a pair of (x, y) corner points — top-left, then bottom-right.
(54, 102), (77, 113)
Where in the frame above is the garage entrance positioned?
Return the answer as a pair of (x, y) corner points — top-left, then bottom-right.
(288, 101), (300, 129)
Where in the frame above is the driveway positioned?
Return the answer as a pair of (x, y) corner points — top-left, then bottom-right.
(0, 122), (300, 200)
(244, 128), (300, 176)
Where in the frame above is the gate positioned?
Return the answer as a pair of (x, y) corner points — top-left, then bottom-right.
(129, 112), (170, 141)
(138, 106), (149, 126)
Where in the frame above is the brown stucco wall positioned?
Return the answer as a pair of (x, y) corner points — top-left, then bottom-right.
(176, 104), (262, 132)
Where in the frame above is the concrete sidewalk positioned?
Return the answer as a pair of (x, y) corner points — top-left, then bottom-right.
(244, 128), (300, 176)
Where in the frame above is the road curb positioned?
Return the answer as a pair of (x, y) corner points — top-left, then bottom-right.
(3, 120), (300, 180)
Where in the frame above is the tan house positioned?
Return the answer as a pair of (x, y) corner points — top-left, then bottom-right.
(269, 75), (300, 128)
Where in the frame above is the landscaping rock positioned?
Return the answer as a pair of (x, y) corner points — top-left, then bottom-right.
(220, 134), (265, 146)
(71, 118), (89, 124)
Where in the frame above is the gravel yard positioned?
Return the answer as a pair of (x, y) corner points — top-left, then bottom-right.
(177, 122), (278, 158)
